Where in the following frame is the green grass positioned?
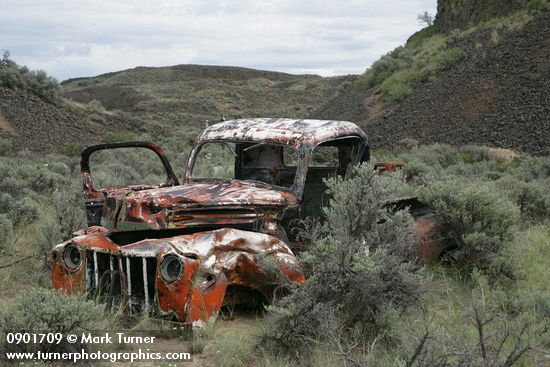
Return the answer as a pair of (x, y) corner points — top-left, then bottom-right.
(357, 32), (467, 103)
(527, 0), (550, 13)
(515, 225), (550, 292)
(208, 317), (260, 367)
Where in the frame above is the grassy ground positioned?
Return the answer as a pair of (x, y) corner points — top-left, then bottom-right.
(0, 143), (549, 366)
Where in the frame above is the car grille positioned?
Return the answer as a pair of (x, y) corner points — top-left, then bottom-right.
(168, 207), (263, 231)
(85, 250), (157, 312)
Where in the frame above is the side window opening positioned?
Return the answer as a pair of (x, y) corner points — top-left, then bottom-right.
(310, 145), (339, 168)
(283, 147), (300, 167)
(301, 137), (363, 219)
(310, 137), (363, 172)
(90, 148), (168, 188)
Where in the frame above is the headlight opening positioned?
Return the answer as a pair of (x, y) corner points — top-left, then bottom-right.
(63, 244), (83, 271)
(160, 254), (183, 283)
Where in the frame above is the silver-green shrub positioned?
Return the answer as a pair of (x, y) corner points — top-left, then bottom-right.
(0, 288), (104, 354)
(260, 164), (424, 358)
(417, 181), (520, 280)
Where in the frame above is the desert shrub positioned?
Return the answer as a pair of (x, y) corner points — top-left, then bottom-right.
(402, 160), (432, 182)
(61, 99), (87, 117)
(398, 138), (420, 151)
(20, 69), (59, 103)
(358, 47), (414, 88)
(357, 27), (466, 103)
(432, 48), (467, 72)
(406, 26), (438, 49)
(0, 138), (12, 156)
(51, 185), (86, 240)
(508, 155), (550, 181)
(527, 0), (550, 13)
(0, 214), (13, 247)
(0, 52), (59, 103)
(0, 288), (104, 354)
(0, 192), (14, 214)
(87, 99), (105, 114)
(404, 144), (463, 169)
(260, 164), (424, 359)
(457, 145), (491, 163)
(397, 274), (549, 366)
(21, 185), (86, 267)
(417, 181), (520, 280)
(10, 196), (40, 225)
(61, 143), (81, 157)
(0, 158), (72, 205)
(380, 71), (419, 102)
(496, 176), (550, 221)
(103, 131), (138, 143)
(86, 99), (107, 124)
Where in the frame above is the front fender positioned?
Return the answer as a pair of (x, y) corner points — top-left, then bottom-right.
(167, 228), (304, 323)
(51, 227), (304, 325)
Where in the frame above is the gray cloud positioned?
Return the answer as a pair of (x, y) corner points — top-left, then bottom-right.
(0, 0), (436, 80)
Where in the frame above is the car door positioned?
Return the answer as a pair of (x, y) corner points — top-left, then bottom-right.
(80, 141), (179, 226)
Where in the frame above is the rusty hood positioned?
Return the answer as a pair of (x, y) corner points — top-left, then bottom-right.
(102, 180), (298, 232)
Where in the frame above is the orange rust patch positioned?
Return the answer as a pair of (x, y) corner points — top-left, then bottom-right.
(157, 255), (199, 321)
(51, 261), (85, 293)
(186, 273), (228, 322)
(413, 218), (444, 262)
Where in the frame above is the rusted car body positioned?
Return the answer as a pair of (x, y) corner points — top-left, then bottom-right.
(374, 161), (405, 173)
(51, 118), (444, 324)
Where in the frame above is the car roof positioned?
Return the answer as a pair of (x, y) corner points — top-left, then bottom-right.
(196, 118), (368, 148)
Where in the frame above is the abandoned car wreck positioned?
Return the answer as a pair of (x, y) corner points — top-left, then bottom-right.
(51, 118), (444, 324)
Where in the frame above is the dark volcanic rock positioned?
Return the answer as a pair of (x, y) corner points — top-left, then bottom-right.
(313, 12), (550, 156)
(435, 0), (530, 32)
(0, 87), (150, 153)
(369, 12), (550, 156)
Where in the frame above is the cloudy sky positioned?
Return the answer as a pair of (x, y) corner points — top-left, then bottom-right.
(0, 0), (436, 81)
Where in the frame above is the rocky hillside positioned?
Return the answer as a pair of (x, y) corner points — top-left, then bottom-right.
(435, 0), (530, 31)
(0, 86), (153, 153)
(313, 9), (550, 156)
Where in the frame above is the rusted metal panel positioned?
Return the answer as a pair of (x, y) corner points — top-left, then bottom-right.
(413, 217), (446, 262)
(51, 255), (85, 293)
(374, 161), (405, 173)
(186, 273), (228, 324)
(195, 118), (369, 148)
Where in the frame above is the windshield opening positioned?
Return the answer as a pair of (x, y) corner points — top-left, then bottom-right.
(190, 141), (299, 189)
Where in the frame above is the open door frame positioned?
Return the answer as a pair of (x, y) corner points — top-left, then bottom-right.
(81, 141), (179, 226)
